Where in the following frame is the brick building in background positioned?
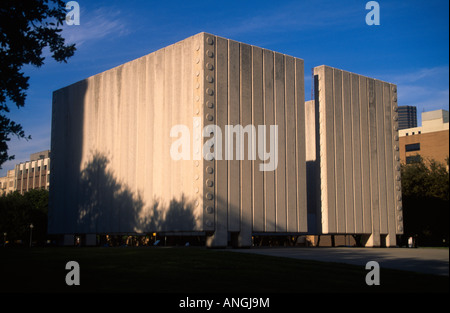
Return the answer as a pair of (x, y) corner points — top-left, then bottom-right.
(399, 109), (449, 165)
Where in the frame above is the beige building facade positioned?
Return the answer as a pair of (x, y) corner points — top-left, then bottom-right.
(0, 170), (16, 196)
(14, 150), (51, 194)
(0, 150), (51, 195)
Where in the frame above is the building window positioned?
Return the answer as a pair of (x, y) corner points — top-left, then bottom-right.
(406, 155), (422, 164)
(405, 143), (420, 152)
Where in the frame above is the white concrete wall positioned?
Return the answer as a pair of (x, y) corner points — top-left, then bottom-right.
(207, 35), (307, 247)
(49, 33), (403, 247)
(49, 33), (404, 247)
(49, 33), (308, 247)
(50, 33), (204, 235)
(313, 65), (403, 246)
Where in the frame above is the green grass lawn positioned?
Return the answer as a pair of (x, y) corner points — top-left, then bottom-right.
(0, 247), (448, 293)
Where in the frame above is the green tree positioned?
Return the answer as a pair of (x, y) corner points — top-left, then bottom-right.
(0, 189), (49, 245)
(0, 0), (76, 168)
(401, 157), (449, 246)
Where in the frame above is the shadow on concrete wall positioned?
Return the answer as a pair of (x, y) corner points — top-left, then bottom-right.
(48, 79), (88, 234)
(77, 151), (197, 234)
(307, 75), (323, 235)
(306, 160), (319, 234)
(141, 194), (197, 232)
(48, 78), (199, 237)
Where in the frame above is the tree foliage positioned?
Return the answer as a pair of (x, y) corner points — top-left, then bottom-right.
(401, 158), (449, 246)
(0, 189), (49, 245)
(0, 0), (76, 168)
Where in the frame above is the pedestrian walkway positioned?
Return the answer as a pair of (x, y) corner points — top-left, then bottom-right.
(232, 247), (449, 276)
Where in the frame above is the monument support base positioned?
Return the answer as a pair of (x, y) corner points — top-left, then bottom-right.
(362, 234), (380, 247)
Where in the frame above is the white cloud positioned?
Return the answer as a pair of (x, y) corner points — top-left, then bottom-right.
(386, 66), (449, 124)
(62, 8), (129, 47)
(389, 66), (449, 84)
(220, 1), (361, 37)
(410, 88), (449, 112)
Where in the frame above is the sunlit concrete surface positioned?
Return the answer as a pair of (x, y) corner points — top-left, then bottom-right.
(231, 247), (449, 276)
(48, 32), (307, 248)
(312, 66), (403, 247)
(49, 32), (403, 249)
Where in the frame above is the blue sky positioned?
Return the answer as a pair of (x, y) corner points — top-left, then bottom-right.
(1, 0), (448, 175)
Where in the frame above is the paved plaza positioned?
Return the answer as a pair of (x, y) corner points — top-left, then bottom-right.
(232, 247), (449, 276)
